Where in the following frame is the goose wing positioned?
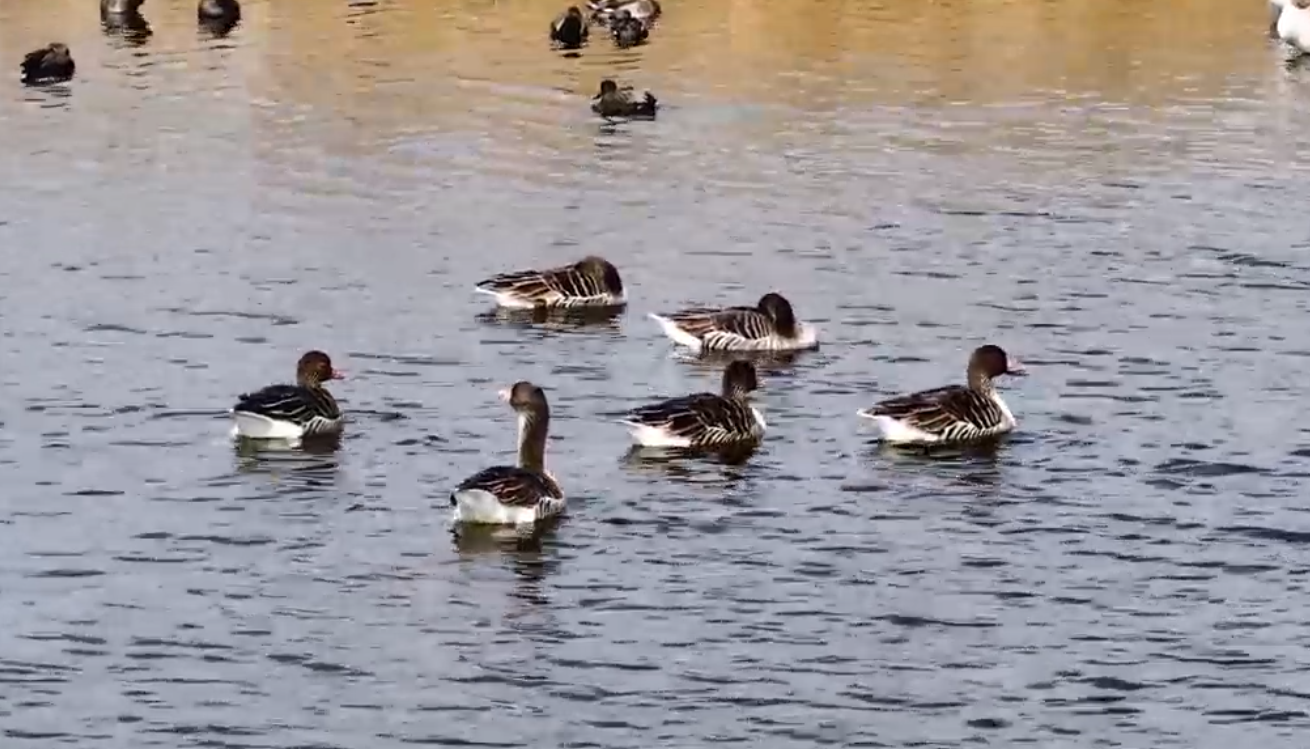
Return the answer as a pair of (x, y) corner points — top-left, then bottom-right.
(626, 392), (758, 445)
(863, 385), (1002, 438)
(662, 306), (773, 348)
(456, 465), (563, 507)
(476, 263), (614, 306)
(233, 384), (340, 424)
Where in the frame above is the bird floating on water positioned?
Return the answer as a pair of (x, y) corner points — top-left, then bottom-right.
(592, 79), (658, 118)
(857, 344), (1026, 447)
(20, 43), (75, 86)
(230, 350), (345, 441)
(474, 256), (626, 310)
(649, 293), (820, 353)
(622, 361), (767, 448)
(450, 382), (565, 529)
(610, 9), (650, 48)
(550, 6), (589, 49)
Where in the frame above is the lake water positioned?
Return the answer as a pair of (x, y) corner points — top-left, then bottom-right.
(3, 0), (1310, 746)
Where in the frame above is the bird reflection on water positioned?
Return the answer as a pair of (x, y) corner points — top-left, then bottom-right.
(475, 305), (624, 333)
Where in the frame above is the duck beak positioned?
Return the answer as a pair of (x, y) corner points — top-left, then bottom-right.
(1007, 359), (1027, 377)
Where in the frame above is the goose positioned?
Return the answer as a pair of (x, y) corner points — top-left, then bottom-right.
(649, 292), (819, 353)
(857, 344), (1026, 446)
(451, 382), (565, 527)
(474, 256), (625, 310)
(589, 0), (661, 24)
(1272, 0), (1289, 37)
(230, 350), (344, 440)
(591, 79), (658, 118)
(550, 6), (589, 49)
(20, 44), (75, 86)
(198, 0), (241, 32)
(622, 361), (765, 448)
(1278, 0), (1310, 53)
(610, 9), (649, 48)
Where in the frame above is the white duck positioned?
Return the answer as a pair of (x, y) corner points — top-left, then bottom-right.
(858, 345), (1026, 446)
(649, 292), (819, 353)
(622, 361), (766, 448)
(451, 382), (565, 527)
(230, 350), (344, 440)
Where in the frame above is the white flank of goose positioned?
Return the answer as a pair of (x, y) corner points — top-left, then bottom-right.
(451, 382), (565, 526)
(1278, 0), (1310, 52)
(474, 256), (625, 310)
(649, 292), (819, 353)
(857, 344), (1026, 446)
(230, 350), (345, 440)
(622, 361), (766, 447)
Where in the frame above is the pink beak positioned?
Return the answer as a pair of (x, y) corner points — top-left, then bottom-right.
(330, 369), (346, 380)
(1007, 359), (1027, 376)
(498, 388), (513, 402)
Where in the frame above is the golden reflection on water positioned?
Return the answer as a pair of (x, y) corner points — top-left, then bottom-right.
(4, 0), (1279, 106)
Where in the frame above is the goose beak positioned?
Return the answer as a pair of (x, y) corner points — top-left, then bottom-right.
(498, 388), (513, 402)
(1007, 359), (1027, 377)
(330, 369), (346, 380)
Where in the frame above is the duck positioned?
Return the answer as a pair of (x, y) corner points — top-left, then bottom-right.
(198, 0), (241, 28)
(1277, 0), (1310, 53)
(610, 9), (649, 48)
(649, 292), (819, 353)
(230, 350), (345, 440)
(589, 0), (661, 24)
(622, 361), (766, 448)
(451, 382), (565, 527)
(591, 79), (658, 118)
(857, 344), (1026, 446)
(20, 44), (75, 86)
(474, 256), (625, 310)
(550, 6), (589, 49)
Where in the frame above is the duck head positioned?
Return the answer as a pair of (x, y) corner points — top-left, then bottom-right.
(721, 361), (760, 399)
(756, 292), (798, 332)
(969, 345), (1025, 381)
(297, 350), (345, 386)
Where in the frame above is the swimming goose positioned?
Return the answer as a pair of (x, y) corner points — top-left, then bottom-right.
(20, 44), (75, 86)
(1278, 0), (1310, 53)
(1272, 0), (1289, 36)
(230, 350), (345, 440)
(589, 0), (661, 24)
(591, 79), (658, 118)
(550, 6), (589, 49)
(451, 382), (565, 527)
(858, 344), (1026, 446)
(198, 0), (241, 32)
(610, 9), (649, 47)
(622, 361), (766, 448)
(649, 292), (819, 353)
(474, 256), (626, 309)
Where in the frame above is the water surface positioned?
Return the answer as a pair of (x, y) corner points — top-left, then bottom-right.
(3, 0), (1310, 746)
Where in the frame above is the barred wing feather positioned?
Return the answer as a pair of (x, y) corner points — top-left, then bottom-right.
(626, 393), (760, 446)
(456, 465), (564, 510)
(234, 385), (340, 425)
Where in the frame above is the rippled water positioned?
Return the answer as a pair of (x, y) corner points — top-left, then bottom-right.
(4, 0), (1310, 745)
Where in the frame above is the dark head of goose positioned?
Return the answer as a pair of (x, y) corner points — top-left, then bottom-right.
(576, 256), (624, 295)
(721, 361), (759, 399)
(756, 292), (798, 337)
(500, 381), (550, 417)
(296, 350), (344, 387)
(968, 345), (1025, 388)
